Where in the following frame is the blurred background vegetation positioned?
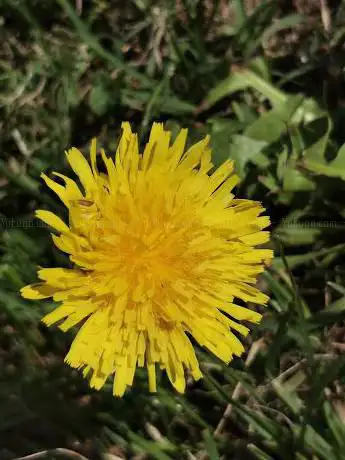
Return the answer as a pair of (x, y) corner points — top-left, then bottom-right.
(1, 0), (345, 459)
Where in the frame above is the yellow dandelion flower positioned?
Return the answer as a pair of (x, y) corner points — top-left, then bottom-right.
(21, 122), (273, 397)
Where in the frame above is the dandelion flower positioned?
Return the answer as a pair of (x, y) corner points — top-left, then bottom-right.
(21, 122), (273, 397)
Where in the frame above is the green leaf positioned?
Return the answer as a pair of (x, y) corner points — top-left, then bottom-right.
(56, 0), (152, 87)
(231, 101), (258, 124)
(303, 160), (345, 181)
(203, 373), (283, 442)
(271, 379), (304, 415)
(300, 425), (335, 460)
(229, 135), (269, 177)
(302, 116), (333, 164)
(276, 146), (289, 181)
(245, 94), (306, 143)
(248, 444), (275, 460)
(262, 271), (293, 308)
(246, 111), (288, 143)
(327, 281), (345, 296)
(233, 0), (247, 27)
(61, 75), (80, 108)
(323, 400), (345, 449)
(127, 431), (174, 460)
(259, 173), (279, 191)
(272, 243), (345, 270)
(121, 89), (196, 115)
(245, 95), (323, 147)
(248, 57), (271, 82)
(282, 168), (316, 192)
(89, 81), (110, 116)
(203, 68), (286, 111)
(162, 96), (196, 115)
(202, 429), (221, 460)
(208, 119), (244, 167)
(234, 0), (278, 57)
(262, 14), (305, 48)
(275, 226), (321, 246)
(174, 395), (211, 429)
(303, 142), (345, 181)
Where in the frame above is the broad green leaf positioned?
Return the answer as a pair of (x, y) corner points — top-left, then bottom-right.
(276, 190), (295, 205)
(245, 94), (311, 143)
(209, 119), (246, 167)
(245, 95), (322, 146)
(292, 97), (323, 123)
(282, 168), (316, 192)
(203, 68), (286, 111)
(229, 135), (268, 177)
(304, 142), (345, 180)
(231, 101), (258, 124)
(161, 95), (196, 115)
(302, 116), (333, 164)
(246, 111), (288, 143)
(274, 226), (321, 246)
(303, 160), (345, 181)
(259, 173), (279, 191)
(248, 56), (271, 82)
(276, 146), (289, 181)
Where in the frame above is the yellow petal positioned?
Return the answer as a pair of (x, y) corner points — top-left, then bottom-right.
(58, 303), (99, 331)
(240, 231), (270, 246)
(168, 128), (188, 169)
(66, 147), (96, 195)
(147, 363), (157, 392)
(178, 135), (210, 171)
(42, 304), (76, 326)
(21, 283), (56, 300)
(36, 210), (69, 233)
(41, 173), (69, 207)
(219, 303), (262, 323)
(52, 172), (83, 204)
(90, 138), (98, 176)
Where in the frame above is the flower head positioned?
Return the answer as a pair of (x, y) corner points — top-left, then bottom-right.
(21, 122), (272, 397)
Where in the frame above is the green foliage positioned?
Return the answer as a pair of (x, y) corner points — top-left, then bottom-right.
(1, 0), (345, 459)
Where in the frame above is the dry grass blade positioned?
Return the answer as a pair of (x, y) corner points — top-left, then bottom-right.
(14, 448), (89, 460)
(213, 338), (266, 438)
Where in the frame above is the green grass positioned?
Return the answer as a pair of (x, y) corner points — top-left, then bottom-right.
(1, 0), (345, 459)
